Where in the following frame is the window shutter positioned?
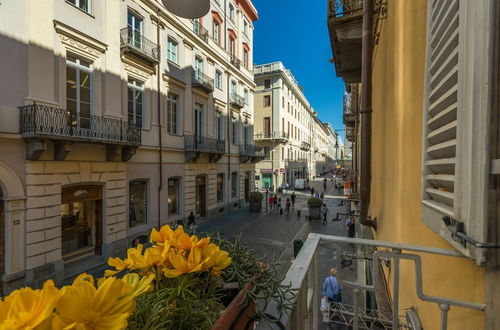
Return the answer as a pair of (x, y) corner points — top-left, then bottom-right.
(422, 0), (493, 264)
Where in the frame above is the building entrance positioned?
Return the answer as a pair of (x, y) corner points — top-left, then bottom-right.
(262, 173), (272, 189)
(244, 172), (250, 202)
(61, 185), (102, 263)
(195, 175), (207, 217)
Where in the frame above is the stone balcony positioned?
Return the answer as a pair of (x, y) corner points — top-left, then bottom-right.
(119, 27), (160, 65)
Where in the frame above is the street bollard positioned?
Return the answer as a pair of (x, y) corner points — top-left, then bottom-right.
(293, 239), (304, 258)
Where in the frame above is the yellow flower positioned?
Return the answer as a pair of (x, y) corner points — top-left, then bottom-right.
(201, 243), (232, 275)
(162, 248), (206, 278)
(120, 273), (154, 297)
(0, 280), (59, 330)
(53, 274), (136, 330)
(150, 224), (175, 244)
(105, 244), (158, 277)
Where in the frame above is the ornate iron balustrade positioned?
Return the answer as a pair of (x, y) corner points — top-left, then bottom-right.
(193, 21), (209, 42)
(230, 93), (245, 109)
(184, 135), (225, 153)
(19, 104), (141, 145)
(120, 27), (160, 63)
(192, 70), (214, 93)
(285, 158), (308, 166)
(230, 54), (241, 69)
(258, 234), (485, 330)
(346, 126), (355, 142)
(254, 131), (290, 141)
(239, 144), (263, 157)
(329, 0), (363, 18)
(300, 141), (311, 151)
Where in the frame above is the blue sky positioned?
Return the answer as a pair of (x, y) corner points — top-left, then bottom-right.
(252, 0), (345, 132)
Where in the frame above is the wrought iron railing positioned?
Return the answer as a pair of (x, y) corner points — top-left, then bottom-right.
(193, 21), (209, 42)
(346, 126), (355, 142)
(258, 234), (485, 330)
(120, 27), (160, 62)
(230, 93), (245, 108)
(192, 70), (214, 92)
(230, 54), (241, 69)
(300, 141), (311, 150)
(254, 131), (290, 140)
(239, 144), (263, 157)
(329, 0), (363, 18)
(19, 104), (141, 145)
(184, 135), (225, 153)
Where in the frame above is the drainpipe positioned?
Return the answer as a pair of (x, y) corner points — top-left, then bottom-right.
(227, 73), (231, 211)
(359, 0), (375, 228)
(157, 9), (163, 229)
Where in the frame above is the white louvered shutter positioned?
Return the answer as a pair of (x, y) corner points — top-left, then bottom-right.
(422, 0), (493, 264)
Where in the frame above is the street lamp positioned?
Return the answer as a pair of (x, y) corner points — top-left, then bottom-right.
(161, 0), (210, 19)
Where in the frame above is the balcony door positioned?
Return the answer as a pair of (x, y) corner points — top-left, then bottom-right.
(195, 175), (207, 217)
(66, 54), (92, 130)
(264, 117), (270, 138)
(194, 57), (203, 80)
(194, 103), (204, 146)
(127, 12), (142, 49)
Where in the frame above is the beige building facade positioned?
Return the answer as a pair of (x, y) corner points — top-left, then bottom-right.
(0, 0), (259, 293)
(253, 62), (338, 190)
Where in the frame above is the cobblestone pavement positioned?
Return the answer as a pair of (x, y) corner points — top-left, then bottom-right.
(197, 174), (356, 329)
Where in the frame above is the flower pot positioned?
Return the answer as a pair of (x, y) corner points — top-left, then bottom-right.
(249, 201), (262, 213)
(211, 282), (256, 330)
(309, 206), (321, 219)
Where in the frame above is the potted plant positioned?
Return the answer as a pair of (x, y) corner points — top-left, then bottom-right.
(307, 197), (323, 219)
(0, 226), (293, 330)
(248, 191), (263, 213)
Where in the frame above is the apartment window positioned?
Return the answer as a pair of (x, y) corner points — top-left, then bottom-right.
(231, 172), (238, 198)
(244, 89), (249, 104)
(167, 38), (178, 64)
(263, 117), (270, 138)
(194, 57), (203, 79)
(288, 102), (290, 112)
(263, 95), (271, 107)
(166, 93), (178, 134)
(168, 178), (180, 215)
(243, 49), (249, 69)
(66, 0), (90, 13)
(232, 118), (238, 144)
(282, 96), (284, 108)
(127, 79), (144, 128)
(229, 36), (236, 56)
(243, 123), (249, 146)
(231, 80), (237, 95)
(243, 20), (248, 36)
(194, 103), (204, 137)
(282, 118), (284, 132)
(127, 12), (142, 48)
(66, 54), (92, 128)
(213, 20), (220, 44)
(229, 3), (235, 21)
(281, 146), (284, 159)
(217, 173), (224, 203)
(264, 79), (271, 89)
(215, 111), (223, 141)
(129, 180), (147, 228)
(263, 147), (271, 160)
(215, 70), (223, 89)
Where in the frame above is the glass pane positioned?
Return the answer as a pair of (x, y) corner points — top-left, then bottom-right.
(135, 91), (143, 104)
(80, 85), (90, 103)
(128, 89), (134, 101)
(67, 99), (77, 115)
(135, 101), (142, 117)
(136, 115), (142, 128)
(168, 179), (179, 215)
(67, 54), (77, 64)
(129, 181), (147, 227)
(80, 70), (90, 87)
(78, 0), (88, 12)
(79, 101), (90, 118)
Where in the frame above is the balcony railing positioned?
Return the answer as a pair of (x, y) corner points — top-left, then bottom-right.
(193, 21), (209, 42)
(259, 234), (485, 330)
(254, 131), (290, 141)
(19, 104), (141, 145)
(239, 144), (263, 157)
(192, 70), (214, 93)
(300, 141), (311, 151)
(328, 0), (363, 18)
(285, 158), (308, 166)
(346, 126), (355, 142)
(230, 54), (241, 69)
(230, 93), (245, 109)
(184, 135), (225, 154)
(120, 27), (160, 63)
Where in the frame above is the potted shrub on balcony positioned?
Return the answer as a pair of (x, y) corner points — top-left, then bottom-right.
(308, 197), (323, 219)
(248, 191), (263, 213)
(0, 225), (294, 330)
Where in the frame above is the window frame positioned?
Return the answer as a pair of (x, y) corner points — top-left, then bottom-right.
(263, 95), (271, 107)
(217, 173), (224, 203)
(231, 172), (238, 198)
(66, 0), (91, 14)
(232, 118), (238, 145)
(127, 79), (144, 128)
(167, 177), (181, 216)
(166, 92), (178, 135)
(167, 37), (178, 64)
(66, 54), (93, 125)
(215, 70), (223, 89)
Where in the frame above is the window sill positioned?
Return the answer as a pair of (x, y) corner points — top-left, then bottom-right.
(166, 59), (180, 68)
(65, 1), (95, 18)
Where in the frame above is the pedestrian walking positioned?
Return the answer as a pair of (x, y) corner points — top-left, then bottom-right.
(346, 216), (355, 238)
(322, 269), (342, 303)
(321, 203), (329, 225)
(273, 195), (278, 210)
(285, 198), (291, 215)
(269, 195), (274, 210)
(290, 192), (296, 209)
(277, 198), (282, 214)
(320, 192), (325, 200)
(323, 178), (327, 190)
(187, 211), (196, 233)
(310, 186), (315, 197)
(315, 191), (320, 199)
(337, 183), (342, 195)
